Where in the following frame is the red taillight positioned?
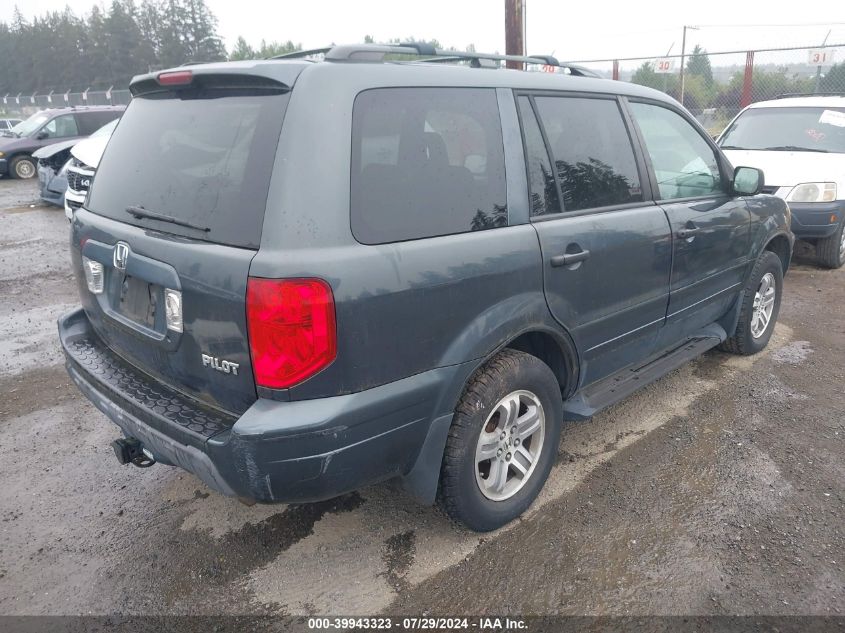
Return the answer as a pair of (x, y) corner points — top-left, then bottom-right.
(157, 70), (193, 86)
(246, 278), (337, 389)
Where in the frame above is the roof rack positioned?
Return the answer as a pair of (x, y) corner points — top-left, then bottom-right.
(269, 47), (332, 61)
(270, 42), (600, 77)
(775, 92), (845, 99)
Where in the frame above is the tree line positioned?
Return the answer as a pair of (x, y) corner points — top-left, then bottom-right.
(0, 0), (307, 94)
(0, 1), (471, 96)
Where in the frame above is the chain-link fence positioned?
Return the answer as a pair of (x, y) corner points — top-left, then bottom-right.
(3, 44), (843, 136)
(1, 89), (132, 118)
(558, 43), (843, 136)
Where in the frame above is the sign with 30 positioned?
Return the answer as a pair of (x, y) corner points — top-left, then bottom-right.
(654, 58), (676, 74)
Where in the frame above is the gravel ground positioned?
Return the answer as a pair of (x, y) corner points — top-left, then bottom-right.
(0, 178), (842, 619)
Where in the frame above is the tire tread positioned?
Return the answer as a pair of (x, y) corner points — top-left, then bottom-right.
(719, 251), (782, 355)
(816, 222), (845, 269)
(438, 349), (559, 531)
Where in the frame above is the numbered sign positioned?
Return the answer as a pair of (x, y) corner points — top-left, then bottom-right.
(654, 58), (676, 74)
(808, 49), (836, 67)
(542, 64), (556, 73)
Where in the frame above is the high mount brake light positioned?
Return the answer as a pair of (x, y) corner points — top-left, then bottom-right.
(157, 70), (193, 86)
(246, 278), (337, 389)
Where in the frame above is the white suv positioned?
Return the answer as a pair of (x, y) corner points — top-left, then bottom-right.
(64, 119), (119, 220)
(719, 95), (845, 268)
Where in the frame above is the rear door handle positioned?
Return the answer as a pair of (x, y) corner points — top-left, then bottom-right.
(550, 249), (591, 267)
(677, 224), (703, 239)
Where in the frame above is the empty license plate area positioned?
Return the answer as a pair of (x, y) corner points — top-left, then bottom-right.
(117, 274), (158, 329)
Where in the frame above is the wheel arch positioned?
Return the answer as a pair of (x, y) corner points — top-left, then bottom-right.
(503, 328), (580, 399)
(400, 325), (581, 505)
(763, 232), (792, 275)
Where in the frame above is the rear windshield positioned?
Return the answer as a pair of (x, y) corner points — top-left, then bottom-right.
(720, 106), (845, 154)
(87, 88), (289, 248)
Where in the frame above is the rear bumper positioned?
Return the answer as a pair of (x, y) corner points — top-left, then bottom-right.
(789, 201), (843, 239)
(0, 158), (7, 176)
(59, 308), (457, 503)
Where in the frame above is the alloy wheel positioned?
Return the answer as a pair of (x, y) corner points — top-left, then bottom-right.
(474, 390), (546, 502)
(751, 272), (776, 339)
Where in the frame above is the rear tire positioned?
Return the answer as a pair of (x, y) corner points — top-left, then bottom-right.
(10, 155), (36, 180)
(438, 349), (562, 532)
(816, 220), (845, 269)
(719, 251), (783, 356)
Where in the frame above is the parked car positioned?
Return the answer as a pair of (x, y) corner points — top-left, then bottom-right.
(719, 95), (845, 268)
(34, 140), (77, 207)
(58, 45), (793, 532)
(64, 118), (120, 219)
(0, 106), (123, 179)
(0, 118), (22, 131)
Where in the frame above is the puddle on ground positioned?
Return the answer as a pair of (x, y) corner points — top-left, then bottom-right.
(770, 340), (813, 365)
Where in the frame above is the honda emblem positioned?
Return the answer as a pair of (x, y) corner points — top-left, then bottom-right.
(113, 242), (130, 271)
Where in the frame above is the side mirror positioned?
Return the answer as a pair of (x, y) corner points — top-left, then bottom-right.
(732, 166), (764, 196)
(35, 131), (48, 140)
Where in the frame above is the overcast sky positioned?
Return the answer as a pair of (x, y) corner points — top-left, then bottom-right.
(3, 0), (845, 63)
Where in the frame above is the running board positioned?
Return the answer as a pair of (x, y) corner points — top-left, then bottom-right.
(563, 324), (727, 420)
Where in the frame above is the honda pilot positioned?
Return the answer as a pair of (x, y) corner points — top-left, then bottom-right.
(59, 44), (793, 531)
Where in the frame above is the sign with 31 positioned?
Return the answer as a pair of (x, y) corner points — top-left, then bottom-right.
(808, 49), (836, 67)
(654, 58), (676, 74)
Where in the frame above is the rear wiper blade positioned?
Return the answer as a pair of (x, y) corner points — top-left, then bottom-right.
(762, 145), (828, 153)
(126, 206), (210, 232)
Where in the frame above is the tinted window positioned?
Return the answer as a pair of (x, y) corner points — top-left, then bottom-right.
(720, 106), (845, 154)
(517, 96), (561, 217)
(77, 110), (122, 135)
(534, 96), (643, 212)
(87, 89), (289, 249)
(630, 102), (723, 200)
(42, 114), (79, 139)
(351, 88), (507, 244)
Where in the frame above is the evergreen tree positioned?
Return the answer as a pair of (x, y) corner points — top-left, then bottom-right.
(229, 36), (255, 61)
(255, 40), (301, 58)
(819, 63), (845, 93)
(182, 0), (226, 62)
(0, 1), (232, 93)
(687, 45), (714, 86)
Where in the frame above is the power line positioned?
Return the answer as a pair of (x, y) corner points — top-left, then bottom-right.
(693, 22), (845, 28)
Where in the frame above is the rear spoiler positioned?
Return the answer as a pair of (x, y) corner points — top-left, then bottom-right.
(130, 69), (292, 97)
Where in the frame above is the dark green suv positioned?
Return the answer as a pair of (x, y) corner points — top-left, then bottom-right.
(58, 44), (793, 531)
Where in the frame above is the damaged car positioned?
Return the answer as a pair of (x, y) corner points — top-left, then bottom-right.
(64, 118), (119, 219)
(34, 140), (75, 207)
(0, 105), (123, 179)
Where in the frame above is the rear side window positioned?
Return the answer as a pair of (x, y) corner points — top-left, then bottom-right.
(77, 111), (122, 135)
(534, 96), (643, 212)
(42, 114), (79, 139)
(87, 89), (289, 248)
(351, 88), (507, 244)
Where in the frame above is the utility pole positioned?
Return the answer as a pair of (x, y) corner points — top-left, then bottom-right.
(679, 25), (698, 106)
(663, 42), (674, 93)
(814, 29), (831, 93)
(505, 0), (525, 70)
